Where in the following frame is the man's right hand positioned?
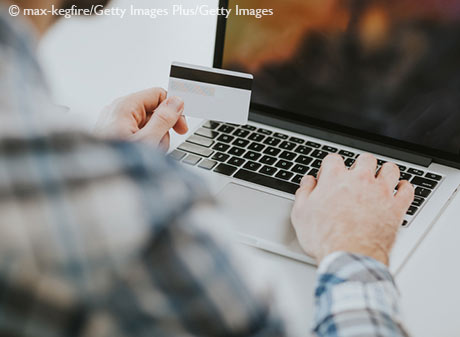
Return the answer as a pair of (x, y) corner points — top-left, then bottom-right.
(291, 153), (415, 266)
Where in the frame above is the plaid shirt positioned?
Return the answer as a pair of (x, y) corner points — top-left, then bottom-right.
(0, 8), (408, 337)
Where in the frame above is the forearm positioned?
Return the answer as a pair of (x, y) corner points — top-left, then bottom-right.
(313, 252), (409, 337)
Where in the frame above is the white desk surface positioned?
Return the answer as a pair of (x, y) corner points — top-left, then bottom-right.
(39, 1), (460, 335)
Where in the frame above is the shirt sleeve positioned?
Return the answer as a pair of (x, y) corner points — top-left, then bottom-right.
(313, 252), (409, 337)
(96, 203), (286, 337)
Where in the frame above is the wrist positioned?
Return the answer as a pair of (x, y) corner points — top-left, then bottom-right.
(319, 245), (389, 266)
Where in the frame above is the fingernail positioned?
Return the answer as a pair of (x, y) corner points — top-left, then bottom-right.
(168, 96), (184, 112)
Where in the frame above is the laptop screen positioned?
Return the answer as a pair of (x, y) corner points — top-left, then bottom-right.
(220, 0), (460, 160)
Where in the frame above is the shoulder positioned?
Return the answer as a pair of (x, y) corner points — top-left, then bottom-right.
(0, 130), (211, 266)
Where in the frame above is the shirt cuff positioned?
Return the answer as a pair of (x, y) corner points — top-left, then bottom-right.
(314, 252), (403, 331)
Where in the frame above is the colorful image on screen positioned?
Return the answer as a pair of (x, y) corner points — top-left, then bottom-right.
(222, 0), (460, 155)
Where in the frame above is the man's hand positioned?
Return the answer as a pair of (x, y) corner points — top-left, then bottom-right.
(291, 153), (415, 265)
(95, 88), (188, 150)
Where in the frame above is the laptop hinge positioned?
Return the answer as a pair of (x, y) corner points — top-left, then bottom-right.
(250, 111), (433, 168)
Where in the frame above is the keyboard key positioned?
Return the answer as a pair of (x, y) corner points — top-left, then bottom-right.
(407, 206), (418, 216)
(397, 165), (407, 172)
(412, 196), (425, 207)
(292, 175), (303, 184)
(186, 135), (214, 148)
(312, 159), (322, 168)
(276, 170), (294, 181)
(178, 143), (214, 157)
(264, 147), (281, 156)
(218, 125), (235, 134)
(408, 168), (424, 176)
(202, 121), (220, 129)
(311, 150), (328, 159)
(228, 157), (246, 167)
(345, 158), (355, 167)
(234, 169), (299, 194)
(292, 164), (309, 174)
(338, 150), (355, 157)
(280, 141), (296, 151)
(195, 128), (219, 139)
(217, 134), (235, 143)
(402, 220), (409, 227)
(259, 166), (278, 176)
(198, 159), (218, 170)
(411, 176), (438, 189)
(233, 138), (250, 148)
(248, 143), (265, 152)
(213, 142), (230, 152)
(260, 155), (277, 166)
(169, 150), (186, 161)
(295, 155), (313, 166)
(257, 128), (272, 135)
(233, 129), (250, 138)
(241, 125), (257, 131)
(289, 136), (304, 144)
(228, 147), (246, 157)
(275, 160), (293, 170)
(377, 159), (386, 166)
(306, 141), (321, 148)
(248, 133), (265, 142)
(243, 151), (262, 161)
(426, 172), (442, 181)
(264, 137), (281, 146)
(322, 145), (338, 153)
(274, 132), (289, 139)
(279, 151), (297, 160)
(308, 168), (319, 178)
(212, 152), (230, 162)
(415, 187), (431, 198)
(214, 163), (238, 176)
(183, 154), (201, 166)
(400, 172), (412, 181)
(243, 161), (262, 171)
(295, 145), (312, 155)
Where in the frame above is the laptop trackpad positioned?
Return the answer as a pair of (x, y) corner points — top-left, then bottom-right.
(218, 183), (302, 252)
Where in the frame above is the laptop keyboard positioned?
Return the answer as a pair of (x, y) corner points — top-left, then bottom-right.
(170, 121), (444, 227)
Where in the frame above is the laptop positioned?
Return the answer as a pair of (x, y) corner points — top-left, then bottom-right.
(170, 0), (460, 273)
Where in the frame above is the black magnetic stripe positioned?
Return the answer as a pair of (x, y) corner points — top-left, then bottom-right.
(170, 65), (252, 90)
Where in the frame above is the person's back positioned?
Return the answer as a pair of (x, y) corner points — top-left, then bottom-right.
(0, 9), (285, 336)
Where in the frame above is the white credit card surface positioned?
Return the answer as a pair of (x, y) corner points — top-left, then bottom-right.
(167, 62), (253, 125)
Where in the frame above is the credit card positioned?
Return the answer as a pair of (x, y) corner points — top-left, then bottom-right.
(167, 62), (253, 124)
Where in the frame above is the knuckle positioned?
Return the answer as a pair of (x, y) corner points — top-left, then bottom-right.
(356, 169), (374, 182)
(154, 87), (167, 97)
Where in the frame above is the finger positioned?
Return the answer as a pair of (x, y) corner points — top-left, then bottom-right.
(127, 87), (167, 116)
(173, 115), (188, 135)
(159, 132), (171, 152)
(377, 162), (400, 190)
(353, 153), (377, 176)
(317, 154), (346, 180)
(394, 180), (415, 214)
(295, 175), (317, 201)
(141, 96), (184, 145)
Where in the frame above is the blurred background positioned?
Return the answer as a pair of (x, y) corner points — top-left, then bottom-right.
(38, 0), (218, 126)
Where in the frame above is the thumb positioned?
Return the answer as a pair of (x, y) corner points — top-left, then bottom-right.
(136, 96), (184, 145)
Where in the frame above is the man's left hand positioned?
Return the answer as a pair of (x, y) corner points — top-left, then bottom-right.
(95, 88), (188, 150)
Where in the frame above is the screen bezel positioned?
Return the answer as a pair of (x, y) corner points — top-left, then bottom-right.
(213, 0), (460, 167)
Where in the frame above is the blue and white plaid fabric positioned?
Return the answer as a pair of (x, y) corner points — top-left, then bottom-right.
(0, 7), (408, 337)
